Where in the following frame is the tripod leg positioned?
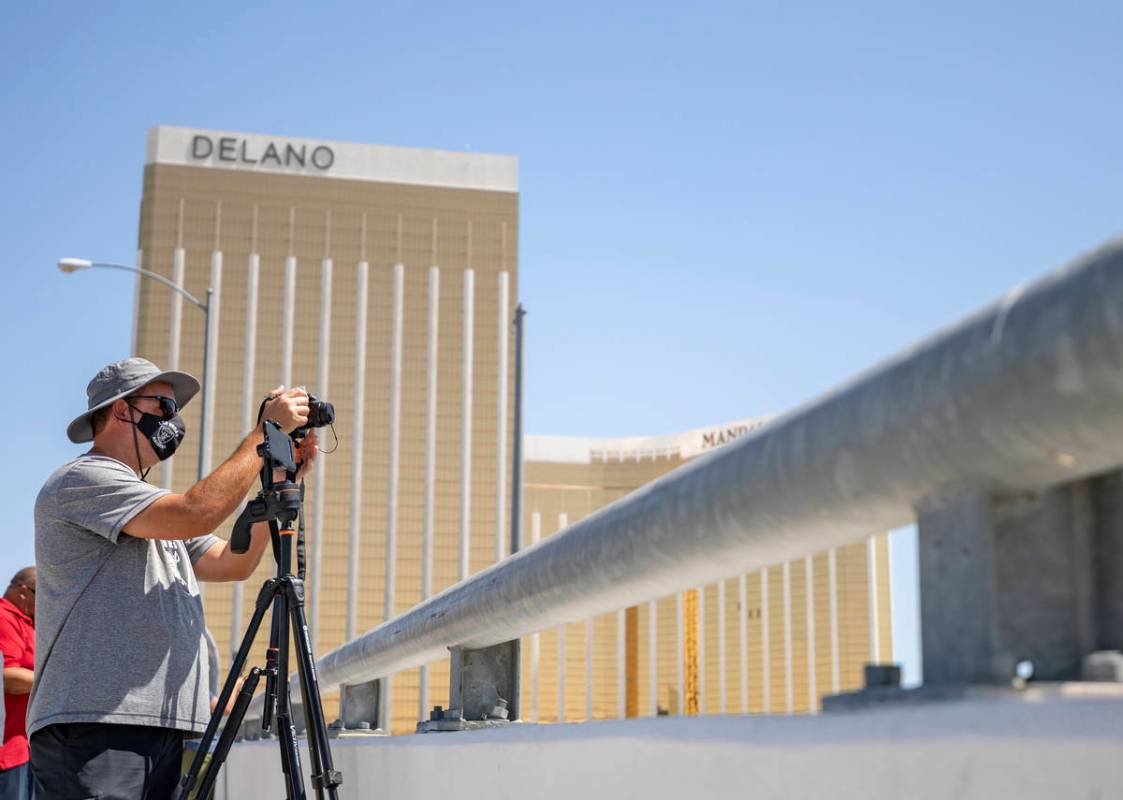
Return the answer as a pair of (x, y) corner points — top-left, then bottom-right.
(176, 578), (279, 800)
(262, 517), (286, 734)
(193, 667), (263, 800)
(287, 592), (342, 800)
(262, 603), (285, 733)
(274, 589), (307, 800)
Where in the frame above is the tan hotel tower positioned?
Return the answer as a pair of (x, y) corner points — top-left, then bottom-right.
(133, 126), (889, 733)
(135, 125), (519, 733)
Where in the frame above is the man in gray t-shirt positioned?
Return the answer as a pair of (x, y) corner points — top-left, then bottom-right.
(30, 358), (315, 799)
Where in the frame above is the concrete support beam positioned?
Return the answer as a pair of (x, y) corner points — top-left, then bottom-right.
(918, 469), (1123, 685)
(339, 678), (382, 732)
(448, 641), (520, 723)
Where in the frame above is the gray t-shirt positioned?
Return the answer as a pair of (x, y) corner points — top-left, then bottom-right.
(29, 453), (221, 736)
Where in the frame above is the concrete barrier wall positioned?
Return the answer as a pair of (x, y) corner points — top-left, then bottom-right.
(217, 691), (1123, 800)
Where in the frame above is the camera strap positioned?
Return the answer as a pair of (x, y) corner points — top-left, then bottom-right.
(296, 478), (307, 580)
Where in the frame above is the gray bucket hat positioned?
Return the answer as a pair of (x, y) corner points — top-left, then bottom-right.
(68, 357), (200, 443)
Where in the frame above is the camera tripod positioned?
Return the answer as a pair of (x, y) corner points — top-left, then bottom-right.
(176, 422), (342, 800)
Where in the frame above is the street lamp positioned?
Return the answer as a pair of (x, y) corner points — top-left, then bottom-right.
(58, 257), (217, 483)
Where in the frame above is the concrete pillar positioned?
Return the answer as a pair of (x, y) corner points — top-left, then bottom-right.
(917, 481), (1100, 684)
(1090, 470), (1123, 651)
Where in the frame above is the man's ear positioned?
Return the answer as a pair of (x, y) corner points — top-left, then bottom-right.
(112, 398), (133, 424)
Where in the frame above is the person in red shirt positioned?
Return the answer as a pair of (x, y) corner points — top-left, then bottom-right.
(0, 566), (35, 800)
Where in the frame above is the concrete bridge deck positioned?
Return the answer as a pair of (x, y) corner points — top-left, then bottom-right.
(218, 687), (1123, 799)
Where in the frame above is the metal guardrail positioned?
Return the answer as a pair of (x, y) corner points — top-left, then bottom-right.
(245, 236), (1123, 725)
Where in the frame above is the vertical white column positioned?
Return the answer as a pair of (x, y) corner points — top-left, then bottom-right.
(675, 593), (684, 715)
(868, 535), (881, 663)
(738, 574), (749, 714)
(495, 271), (510, 562)
(382, 261), (404, 730)
(282, 258), (296, 388)
(557, 624), (567, 723)
(348, 255), (369, 643)
(384, 263), (404, 620)
(200, 247), (222, 474)
(805, 555), (817, 713)
(584, 618), (593, 720)
(164, 203), (186, 490)
(782, 561), (793, 715)
(230, 234), (259, 658)
(419, 264), (440, 720)
(529, 511), (541, 722)
(169, 201), (185, 368)
(556, 511), (568, 723)
(828, 547), (841, 694)
(131, 247), (143, 357)
(459, 268), (475, 581)
(164, 200), (186, 490)
(717, 581), (727, 714)
(888, 530), (906, 683)
(310, 244), (332, 649)
(245, 222), (260, 373)
(698, 586), (706, 714)
(761, 568), (771, 714)
(163, 243), (186, 490)
(647, 600), (657, 716)
(616, 608), (626, 719)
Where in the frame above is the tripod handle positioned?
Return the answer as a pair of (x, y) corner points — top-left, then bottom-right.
(230, 501), (262, 554)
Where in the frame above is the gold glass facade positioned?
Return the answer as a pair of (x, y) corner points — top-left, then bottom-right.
(521, 422), (893, 721)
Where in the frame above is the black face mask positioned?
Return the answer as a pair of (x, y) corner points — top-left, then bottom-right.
(134, 412), (186, 461)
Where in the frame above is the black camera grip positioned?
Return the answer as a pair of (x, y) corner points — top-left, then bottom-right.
(230, 506), (255, 554)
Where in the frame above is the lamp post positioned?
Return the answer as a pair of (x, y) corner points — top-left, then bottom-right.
(58, 257), (217, 483)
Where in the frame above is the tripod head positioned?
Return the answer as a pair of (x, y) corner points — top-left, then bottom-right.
(230, 421), (306, 554)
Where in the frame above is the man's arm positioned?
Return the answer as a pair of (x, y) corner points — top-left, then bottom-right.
(124, 388), (309, 541)
(2, 667), (33, 694)
(192, 521), (271, 582)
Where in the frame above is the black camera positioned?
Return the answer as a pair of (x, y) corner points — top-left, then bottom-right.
(257, 392), (335, 437)
(300, 394), (335, 432)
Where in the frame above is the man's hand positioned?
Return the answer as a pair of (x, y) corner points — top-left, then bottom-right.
(210, 675), (247, 715)
(296, 429), (319, 480)
(260, 386), (310, 434)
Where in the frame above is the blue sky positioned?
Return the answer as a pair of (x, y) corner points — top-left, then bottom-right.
(3, 1), (1122, 685)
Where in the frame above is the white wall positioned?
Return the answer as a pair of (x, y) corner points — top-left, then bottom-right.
(217, 692), (1123, 800)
